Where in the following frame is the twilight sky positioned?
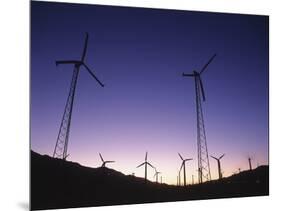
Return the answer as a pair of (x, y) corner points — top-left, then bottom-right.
(31, 1), (268, 184)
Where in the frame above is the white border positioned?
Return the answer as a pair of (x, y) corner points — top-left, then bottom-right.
(0, 0), (280, 211)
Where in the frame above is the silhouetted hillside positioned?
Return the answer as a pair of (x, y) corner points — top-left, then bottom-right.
(31, 151), (269, 210)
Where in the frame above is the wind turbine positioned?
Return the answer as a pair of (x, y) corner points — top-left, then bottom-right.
(182, 54), (216, 183)
(53, 33), (105, 160)
(136, 152), (154, 182)
(211, 153), (225, 180)
(154, 168), (161, 183)
(99, 153), (115, 168)
(248, 156), (253, 170)
(178, 153), (193, 186)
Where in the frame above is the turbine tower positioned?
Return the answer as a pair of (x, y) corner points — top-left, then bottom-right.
(178, 153), (192, 186)
(136, 152), (154, 182)
(248, 156), (253, 170)
(178, 169), (181, 186)
(99, 153), (115, 167)
(53, 33), (104, 160)
(211, 153), (225, 180)
(182, 54), (216, 183)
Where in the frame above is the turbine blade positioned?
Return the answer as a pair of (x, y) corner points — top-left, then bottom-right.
(219, 154), (225, 160)
(56, 60), (82, 66)
(185, 158), (193, 162)
(211, 155), (217, 160)
(81, 32), (89, 62)
(136, 162), (145, 168)
(199, 54), (216, 74)
(182, 73), (195, 77)
(147, 162), (154, 169)
(178, 153), (184, 161)
(180, 163), (184, 172)
(82, 63), (105, 87)
(99, 153), (104, 162)
(198, 76), (206, 101)
(106, 161), (115, 163)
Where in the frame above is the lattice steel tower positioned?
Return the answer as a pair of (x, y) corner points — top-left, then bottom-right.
(182, 54), (216, 183)
(53, 33), (104, 160)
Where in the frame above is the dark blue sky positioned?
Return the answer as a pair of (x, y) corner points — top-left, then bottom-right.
(31, 1), (268, 183)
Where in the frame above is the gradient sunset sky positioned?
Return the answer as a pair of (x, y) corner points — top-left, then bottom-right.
(31, 1), (268, 185)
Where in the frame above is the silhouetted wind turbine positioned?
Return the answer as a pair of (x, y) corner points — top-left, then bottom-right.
(99, 153), (115, 168)
(182, 54), (216, 183)
(178, 153), (193, 186)
(248, 156), (253, 170)
(211, 154), (225, 180)
(136, 152), (154, 182)
(154, 169), (161, 183)
(53, 33), (105, 160)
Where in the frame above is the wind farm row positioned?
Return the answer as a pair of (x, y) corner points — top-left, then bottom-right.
(96, 151), (255, 186)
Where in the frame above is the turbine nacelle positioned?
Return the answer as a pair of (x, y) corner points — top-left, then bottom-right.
(193, 70), (200, 75)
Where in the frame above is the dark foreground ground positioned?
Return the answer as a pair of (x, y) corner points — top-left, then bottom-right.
(31, 151), (269, 210)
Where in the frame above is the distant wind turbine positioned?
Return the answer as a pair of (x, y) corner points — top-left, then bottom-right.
(178, 153), (193, 186)
(154, 169), (161, 183)
(248, 156), (253, 170)
(211, 153), (225, 180)
(99, 153), (115, 167)
(136, 152), (154, 182)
